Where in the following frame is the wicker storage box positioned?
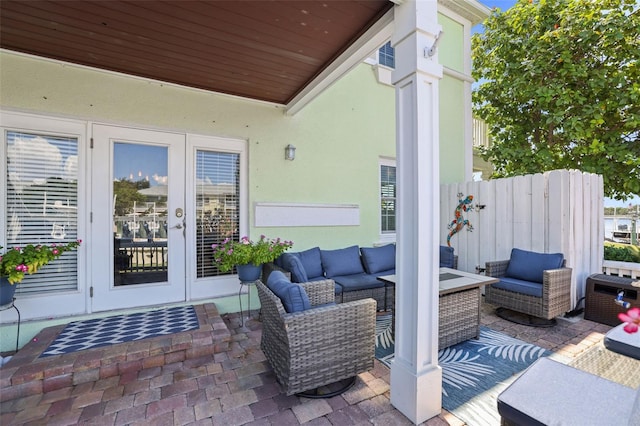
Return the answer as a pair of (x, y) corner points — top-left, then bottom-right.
(584, 274), (639, 326)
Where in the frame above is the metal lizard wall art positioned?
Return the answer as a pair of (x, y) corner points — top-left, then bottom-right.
(447, 193), (475, 247)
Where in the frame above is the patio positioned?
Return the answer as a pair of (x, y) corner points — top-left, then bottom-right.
(0, 298), (614, 425)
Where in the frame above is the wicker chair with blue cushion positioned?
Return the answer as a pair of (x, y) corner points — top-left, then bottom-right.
(485, 248), (572, 323)
(256, 271), (376, 396)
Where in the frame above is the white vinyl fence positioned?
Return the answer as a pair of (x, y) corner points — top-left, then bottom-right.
(440, 169), (604, 308)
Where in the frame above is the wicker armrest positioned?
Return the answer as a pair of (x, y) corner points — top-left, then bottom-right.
(282, 298), (376, 358)
(298, 279), (336, 306)
(542, 267), (572, 300)
(485, 259), (509, 278)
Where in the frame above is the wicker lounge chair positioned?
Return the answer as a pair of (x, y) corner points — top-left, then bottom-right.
(256, 279), (376, 396)
(485, 248), (572, 324)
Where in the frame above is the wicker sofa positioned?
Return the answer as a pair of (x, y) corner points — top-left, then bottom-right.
(265, 244), (457, 311)
(485, 248), (572, 321)
(256, 274), (376, 396)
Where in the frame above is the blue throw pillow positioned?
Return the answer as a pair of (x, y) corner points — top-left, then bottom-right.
(505, 248), (564, 283)
(440, 245), (455, 268)
(266, 271), (311, 313)
(361, 244), (396, 274)
(280, 253), (308, 283)
(321, 245), (364, 278)
(296, 247), (324, 279)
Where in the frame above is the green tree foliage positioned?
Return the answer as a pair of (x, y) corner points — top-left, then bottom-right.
(113, 179), (149, 216)
(472, 0), (640, 199)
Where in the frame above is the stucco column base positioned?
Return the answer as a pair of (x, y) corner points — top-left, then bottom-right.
(390, 361), (442, 424)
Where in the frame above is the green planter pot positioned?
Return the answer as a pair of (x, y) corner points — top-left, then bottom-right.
(236, 264), (262, 283)
(0, 277), (17, 308)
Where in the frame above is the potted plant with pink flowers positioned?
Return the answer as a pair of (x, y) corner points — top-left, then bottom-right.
(0, 240), (82, 306)
(212, 235), (293, 282)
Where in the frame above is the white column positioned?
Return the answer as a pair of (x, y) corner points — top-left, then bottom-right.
(390, 1), (443, 424)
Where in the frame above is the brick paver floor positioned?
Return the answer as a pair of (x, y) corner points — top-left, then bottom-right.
(0, 299), (611, 425)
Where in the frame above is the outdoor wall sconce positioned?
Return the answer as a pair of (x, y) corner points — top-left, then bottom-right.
(285, 144), (296, 161)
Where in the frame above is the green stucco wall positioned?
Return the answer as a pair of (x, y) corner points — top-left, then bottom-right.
(438, 12), (468, 183)
(438, 13), (465, 73)
(0, 51), (469, 251)
(0, 52), (395, 252)
(439, 75), (466, 183)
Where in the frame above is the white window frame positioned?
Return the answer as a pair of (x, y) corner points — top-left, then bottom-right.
(186, 134), (249, 301)
(379, 157), (397, 244)
(0, 110), (88, 321)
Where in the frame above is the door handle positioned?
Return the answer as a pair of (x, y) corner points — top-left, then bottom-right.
(172, 223), (183, 229)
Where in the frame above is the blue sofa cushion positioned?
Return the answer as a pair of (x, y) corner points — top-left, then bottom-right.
(280, 253), (308, 283)
(505, 248), (564, 283)
(266, 271), (311, 313)
(440, 245), (455, 268)
(332, 273), (385, 292)
(321, 245), (365, 278)
(361, 244), (396, 274)
(296, 247), (324, 280)
(492, 277), (544, 298)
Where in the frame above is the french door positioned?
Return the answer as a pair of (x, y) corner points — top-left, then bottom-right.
(90, 125), (247, 312)
(91, 125), (186, 311)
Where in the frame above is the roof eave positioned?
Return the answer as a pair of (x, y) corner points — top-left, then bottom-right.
(438, 0), (491, 25)
(285, 8), (395, 116)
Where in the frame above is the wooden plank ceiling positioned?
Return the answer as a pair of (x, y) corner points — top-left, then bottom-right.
(0, 0), (393, 105)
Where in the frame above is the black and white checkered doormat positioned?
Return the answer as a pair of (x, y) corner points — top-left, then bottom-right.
(40, 305), (199, 358)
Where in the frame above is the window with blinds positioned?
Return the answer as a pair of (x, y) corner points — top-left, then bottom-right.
(381, 163), (396, 234)
(5, 131), (79, 295)
(195, 150), (240, 278)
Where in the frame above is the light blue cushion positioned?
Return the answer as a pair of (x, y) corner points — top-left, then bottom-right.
(361, 244), (396, 274)
(266, 271), (311, 313)
(440, 246), (455, 268)
(321, 245), (364, 278)
(296, 247), (324, 279)
(505, 248), (564, 283)
(280, 253), (308, 283)
(491, 277), (544, 298)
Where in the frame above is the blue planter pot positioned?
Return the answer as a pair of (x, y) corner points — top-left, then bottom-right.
(236, 264), (262, 282)
(0, 277), (17, 307)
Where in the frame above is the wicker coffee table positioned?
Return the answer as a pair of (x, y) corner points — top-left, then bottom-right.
(379, 268), (498, 349)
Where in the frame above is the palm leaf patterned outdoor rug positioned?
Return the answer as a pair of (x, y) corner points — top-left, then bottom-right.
(375, 313), (551, 425)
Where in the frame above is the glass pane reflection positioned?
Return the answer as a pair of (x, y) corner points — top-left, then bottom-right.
(112, 142), (168, 286)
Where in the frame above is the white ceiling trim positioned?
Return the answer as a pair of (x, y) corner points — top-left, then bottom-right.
(438, 0), (491, 25)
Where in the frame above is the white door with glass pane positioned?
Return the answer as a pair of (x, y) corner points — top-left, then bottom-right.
(91, 125), (186, 311)
(91, 125), (246, 312)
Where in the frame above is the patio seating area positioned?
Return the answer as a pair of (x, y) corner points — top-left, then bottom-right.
(0, 297), (619, 425)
